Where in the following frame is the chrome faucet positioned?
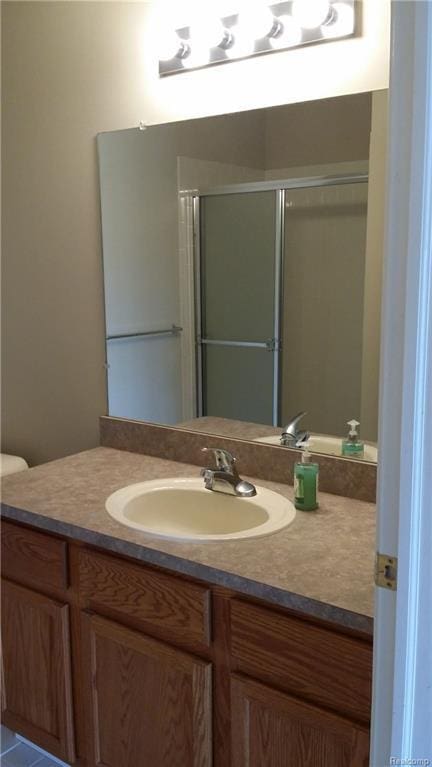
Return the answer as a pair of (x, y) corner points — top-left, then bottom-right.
(280, 411), (309, 447)
(200, 448), (257, 497)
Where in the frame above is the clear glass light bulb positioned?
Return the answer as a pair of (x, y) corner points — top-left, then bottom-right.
(226, 25), (255, 59)
(158, 30), (185, 61)
(270, 15), (302, 48)
(182, 42), (211, 69)
(291, 0), (331, 29)
(321, 2), (354, 38)
(238, 4), (277, 40)
(189, 17), (227, 49)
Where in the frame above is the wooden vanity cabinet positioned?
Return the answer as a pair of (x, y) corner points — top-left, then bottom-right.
(1, 523), (75, 764)
(1, 521), (373, 767)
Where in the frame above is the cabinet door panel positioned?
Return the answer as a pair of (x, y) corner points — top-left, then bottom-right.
(1, 579), (75, 763)
(82, 612), (212, 767)
(231, 675), (369, 767)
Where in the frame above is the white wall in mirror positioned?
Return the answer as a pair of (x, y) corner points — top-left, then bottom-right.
(98, 110), (271, 424)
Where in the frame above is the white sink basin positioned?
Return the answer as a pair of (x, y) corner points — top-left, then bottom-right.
(106, 477), (296, 542)
(256, 433), (378, 462)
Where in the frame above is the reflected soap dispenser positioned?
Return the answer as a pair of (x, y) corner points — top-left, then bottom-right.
(294, 440), (319, 511)
(342, 420), (364, 458)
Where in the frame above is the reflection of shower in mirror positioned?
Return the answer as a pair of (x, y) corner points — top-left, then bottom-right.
(98, 92), (384, 462)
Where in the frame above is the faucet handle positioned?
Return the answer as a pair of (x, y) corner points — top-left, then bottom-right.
(201, 447), (236, 472)
(200, 467), (214, 488)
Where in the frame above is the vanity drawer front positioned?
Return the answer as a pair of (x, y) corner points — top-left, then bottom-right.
(78, 549), (211, 648)
(229, 599), (372, 722)
(1, 521), (68, 593)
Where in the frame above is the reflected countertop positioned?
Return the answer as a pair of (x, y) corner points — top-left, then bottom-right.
(0, 446), (375, 635)
(177, 415), (281, 441)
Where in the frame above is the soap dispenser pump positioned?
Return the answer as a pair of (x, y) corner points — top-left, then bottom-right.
(342, 420), (364, 458)
(294, 440), (319, 511)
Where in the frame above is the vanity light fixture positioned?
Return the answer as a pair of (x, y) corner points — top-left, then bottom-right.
(158, 0), (356, 76)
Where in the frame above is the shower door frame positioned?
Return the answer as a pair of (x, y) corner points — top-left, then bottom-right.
(189, 171), (369, 425)
(193, 188), (285, 426)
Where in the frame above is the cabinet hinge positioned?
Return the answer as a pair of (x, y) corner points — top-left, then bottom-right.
(375, 552), (398, 591)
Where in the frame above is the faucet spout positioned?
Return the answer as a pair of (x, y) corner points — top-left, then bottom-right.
(200, 448), (257, 497)
(280, 411), (309, 447)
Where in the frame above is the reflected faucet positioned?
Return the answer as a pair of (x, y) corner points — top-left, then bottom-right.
(280, 411), (309, 447)
(200, 448), (257, 497)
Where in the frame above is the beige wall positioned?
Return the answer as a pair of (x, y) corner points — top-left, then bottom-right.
(2, 2), (149, 465)
(1, 1), (390, 464)
(264, 94), (372, 169)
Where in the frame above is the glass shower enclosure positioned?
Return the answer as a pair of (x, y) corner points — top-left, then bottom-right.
(195, 174), (368, 430)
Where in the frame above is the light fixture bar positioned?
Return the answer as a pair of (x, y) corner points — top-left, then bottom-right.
(158, 0), (356, 77)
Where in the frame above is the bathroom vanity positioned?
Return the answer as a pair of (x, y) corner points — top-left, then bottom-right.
(1, 446), (374, 767)
(1, 93), (379, 764)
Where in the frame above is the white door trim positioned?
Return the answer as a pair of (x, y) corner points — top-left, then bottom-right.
(371, 1), (432, 765)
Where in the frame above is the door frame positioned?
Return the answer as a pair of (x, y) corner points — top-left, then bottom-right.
(371, 1), (432, 764)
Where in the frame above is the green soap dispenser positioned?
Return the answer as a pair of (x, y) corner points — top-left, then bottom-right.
(294, 440), (319, 511)
(342, 419), (365, 458)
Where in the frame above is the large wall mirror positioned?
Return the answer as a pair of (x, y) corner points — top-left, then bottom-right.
(98, 91), (385, 462)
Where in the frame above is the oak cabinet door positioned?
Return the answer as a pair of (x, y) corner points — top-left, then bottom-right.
(1, 579), (75, 763)
(231, 675), (369, 767)
(82, 612), (212, 767)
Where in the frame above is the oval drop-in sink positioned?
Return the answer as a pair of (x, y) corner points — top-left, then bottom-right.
(105, 477), (296, 542)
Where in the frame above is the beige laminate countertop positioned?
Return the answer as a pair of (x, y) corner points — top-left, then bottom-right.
(0, 447), (375, 635)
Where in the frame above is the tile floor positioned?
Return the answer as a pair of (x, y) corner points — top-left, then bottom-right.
(0, 726), (68, 767)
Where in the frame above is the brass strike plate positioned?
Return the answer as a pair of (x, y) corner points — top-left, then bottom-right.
(375, 553), (398, 591)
